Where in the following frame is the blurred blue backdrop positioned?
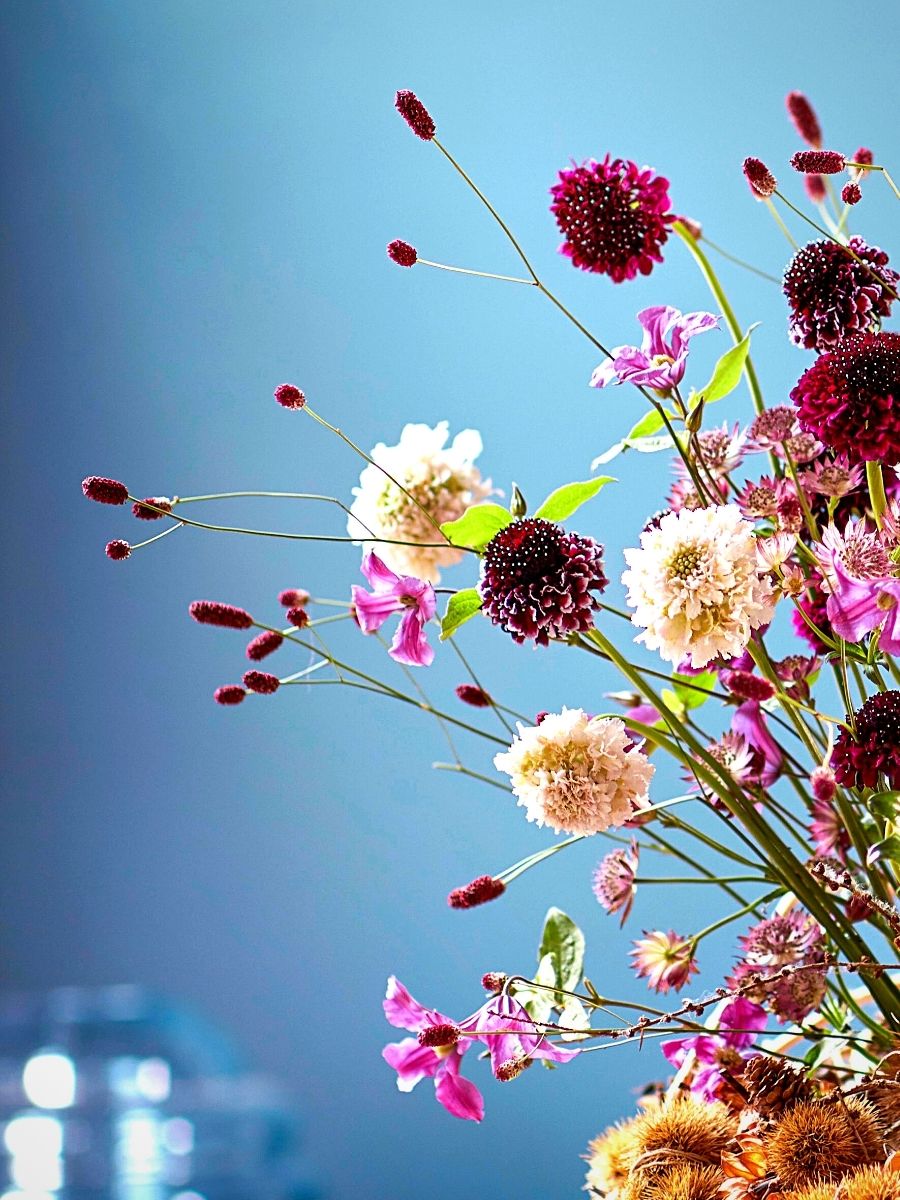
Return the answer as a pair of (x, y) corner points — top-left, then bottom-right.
(2, 2), (898, 1196)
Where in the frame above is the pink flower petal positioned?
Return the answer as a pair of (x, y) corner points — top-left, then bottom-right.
(434, 1053), (484, 1122)
(383, 976), (442, 1031)
(382, 1038), (440, 1091)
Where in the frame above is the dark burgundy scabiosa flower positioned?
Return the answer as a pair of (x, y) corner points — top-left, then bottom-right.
(790, 149), (846, 175)
(246, 630), (283, 661)
(243, 670), (280, 695)
(448, 875), (505, 909)
(214, 685), (246, 706)
(189, 600), (253, 629)
(832, 690), (900, 790)
(782, 238), (897, 351)
(455, 684), (492, 708)
(742, 157), (777, 199)
(842, 182), (862, 206)
(786, 92), (822, 149)
(394, 90), (435, 141)
(478, 518), (608, 646)
(105, 539), (131, 561)
(132, 497), (173, 520)
(273, 383), (306, 410)
(791, 332), (900, 463)
(549, 156), (674, 282)
(387, 239), (417, 267)
(83, 476), (128, 505)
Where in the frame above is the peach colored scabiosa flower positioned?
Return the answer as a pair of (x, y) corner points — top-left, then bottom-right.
(622, 505), (776, 669)
(347, 422), (493, 583)
(493, 708), (655, 836)
(630, 930), (699, 993)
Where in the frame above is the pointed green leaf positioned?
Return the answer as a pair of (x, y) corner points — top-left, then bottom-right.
(671, 670), (717, 711)
(440, 502), (512, 551)
(439, 588), (483, 640)
(869, 791), (900, 822)
(538, 907), (585, 993)
(866, 835), (900, 867)
(534, 477), (615, 523)
(627, 409), (667, 439)
(695, 324), (758, 406)
(591, 433), (674, 467)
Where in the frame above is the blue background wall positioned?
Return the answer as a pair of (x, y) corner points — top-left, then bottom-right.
(2, 2), (898, 1196)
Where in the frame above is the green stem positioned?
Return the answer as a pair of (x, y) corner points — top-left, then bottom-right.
(692, 890), (780, 943)
(867, 461), (887, 528)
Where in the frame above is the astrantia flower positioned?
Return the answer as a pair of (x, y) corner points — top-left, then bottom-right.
(802, 455), (863, 499)
(550, 156), (674, 282)
(691, 424), (746, 477)
(809, 793), (850, 860)
(729, 910), (827, 1023)
(347, 421), (492, 583)
(783, 238), (897, 351)
(592, 839), (639, 925)
(662, 997), (768, 1101)
(589, 306), (718, 395)
(622, 505), (776, 668)
(351, 552), (435, 667)
(478, 518), (607, 646)
(746, 405), (797, 452)
(791, 332), (900, 463)
(630, 930), (698, 993)
(494, 708), (655, 836)
(381, 977), (483, 1122)
(832, 690), (900, 790)
(736, 476), (780, 520)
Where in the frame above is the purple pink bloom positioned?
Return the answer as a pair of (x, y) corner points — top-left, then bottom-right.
(630, 930), (698, 994)
(464, 991), (579, 1081)
(662, 996), (768, 1101)
(729, 910), (826, 1024)
(589, 306), (718, 396)
(351, 552), (436, 667)
(550, 156), (674, 282)
(592, 839), (639, 925)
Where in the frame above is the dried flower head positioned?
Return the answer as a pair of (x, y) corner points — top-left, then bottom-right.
(105, 539), (131, 560)
(495, 709), (654, 836)
(550, 156), (674, 281)
(786, 92), (823, 148)
(585, 1117), (641, 1197)
(273, 383), (306, 410)
(479, 518), (608, 646)
(214, 685), (246, 705)
(767, 1099), (885, 1189)
(791, 150), (846, 174)
(622, 505), (776, 669)
(394, 89), (435, 140)
(791, 333), (900, 463)
(132, 497), (173, 520)
(447, 875), (506, 909)
(246, 630), (284, 661)
(624, 1164), (724, 1200)
(743, 157), (777, 199)
(83, 476), (128, 505)
(838, 1165), (900, 1200)
(387, 239), (417, 267)
(627, 1096), (734, 1181)
(832, 690), (900, 790)
(783, 238), (897, 351)
(189, 600), (253, 629)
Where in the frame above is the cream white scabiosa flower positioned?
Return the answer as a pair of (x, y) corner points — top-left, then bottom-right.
(622, 505), (776, 669)
(347, 422), (492, 584)
(493, 708), (655, 836)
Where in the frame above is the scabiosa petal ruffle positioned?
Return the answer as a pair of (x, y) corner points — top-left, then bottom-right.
(479, 518), (607, 646)
(550, 156), (674, 282)
(782, 238), (897, 351)
(791, 332), (900, 463)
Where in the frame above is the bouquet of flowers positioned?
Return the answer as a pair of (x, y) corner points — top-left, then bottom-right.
(82, 86), (900, 1198)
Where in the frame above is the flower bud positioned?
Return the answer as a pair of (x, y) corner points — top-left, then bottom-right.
(455, 684), (492, 708)
(447, 875), (505, 909)
(132, 497), (173, 520)
(246, 630), (284, 660)
(189, 600), (253, 629)
(481, 972), (508, 993)
(387, 239), (417, 267)
(811, 764), (837, 803)
(785, 92), (822, 148)
(417, 1023), (460, 1048)
(510, 483), (527, 519)
(676, 215), (702, 240)
(287, 606), (309, 629)
(841, 182), (862, 206)
(105, 539), (131, 560)
(273, 383), (306, 410)
(243, 670), (280, 694)
(803, 174), (827, 203)
(394, 90), (435, 141)
(279, 588), (311, 608)
(83, 476), (128, 505)
(214, 685), (246, 705)
(742, 157), (777, 199)
(853, 147), (874, 167)
(790, 150), (846, 175)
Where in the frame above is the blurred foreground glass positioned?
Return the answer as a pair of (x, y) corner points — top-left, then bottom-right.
(0, 987), (319, 1200)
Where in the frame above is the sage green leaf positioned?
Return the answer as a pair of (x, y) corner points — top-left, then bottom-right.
(440, 502), (512, 551)
(534, 477), (615, 523)
(538, 907), (585, 993)
(440, 589), (483, 640)
(695, 324), (758, 406)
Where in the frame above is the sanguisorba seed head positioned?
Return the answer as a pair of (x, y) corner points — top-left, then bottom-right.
(83, 476), (128, 505)
(786, 91), (823, 148)
(394, 90), (435, 140)
(743, 157), (777, 199)
(189, 600), (253, 630)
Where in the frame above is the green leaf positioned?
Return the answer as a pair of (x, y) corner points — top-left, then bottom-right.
(866, 835), (900, 867)
(440, 589), (483, 641)
(591, 433), (673, 467)
(627, 409), (667, 439)
(440, 502), (512, 552)
(538, 907), (585, 993)
(671, 670), (717, 712)
(534, 477), (616, 523)
(517, 953), (556, 1025)
(695, 325), (758, 406)
(660, 688), (686, 720)
(869, 791), (900, 823)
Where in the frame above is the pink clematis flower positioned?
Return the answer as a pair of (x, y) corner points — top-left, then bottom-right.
(463, 991), (579, 1079)
(589, 306), (719, 396)
(382, 977), (484, 1121)
(731, 700), (784, 788)
(352, 552), (436, 666)
(661, 996), (768, 1101)
(825, 557), (900, 655)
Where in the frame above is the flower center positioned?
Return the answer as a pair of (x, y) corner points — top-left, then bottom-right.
(668, 546), (704, 579)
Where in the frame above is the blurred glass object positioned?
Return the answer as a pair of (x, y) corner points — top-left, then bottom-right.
(0, 987), (319, 1199)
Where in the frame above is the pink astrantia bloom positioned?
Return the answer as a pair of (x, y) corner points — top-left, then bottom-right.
(593, 839), (640, 925)
(589, 306), (719, 396)
(631, 930), (699, 993)
(662, 996), (768, 1101)
(463, 992), (579, 1080)
(382, 977), (484, 1121)
(351, 552), (436, 667)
